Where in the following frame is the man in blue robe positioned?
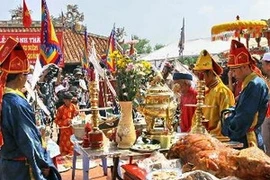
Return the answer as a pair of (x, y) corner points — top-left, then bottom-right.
(0, 37), (61, 180)
(222, 40), (268, 150)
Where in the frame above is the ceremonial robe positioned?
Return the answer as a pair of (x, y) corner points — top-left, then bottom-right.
(222, 72), (268, 149)
(0, 89), (61, 180)
(180, 88), (197, 132)
(55, 103), (78, 156)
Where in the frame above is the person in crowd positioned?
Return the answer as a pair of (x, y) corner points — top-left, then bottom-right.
(252, 54), (262, 71)
(161, 62), (174, 89)
(37, 64), (62, 121)
(0, 37), (61, 180)
(69, 68), (89, 109)
(220, 62), (229, 85)
(77, 71), (88, 109)
(26, 64), (35, 84)
(173, 72), (197, 132)
(55, 91), (78, 156)
(62, 75), (70, 90)
(192, 49), (235, 136)
(222, 40), (268, 150)
(189, 64), (195, 72)
(260, 52), (270, 155)
(55, 84), (67, 109)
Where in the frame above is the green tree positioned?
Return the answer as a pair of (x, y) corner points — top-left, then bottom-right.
(121, 43), (130, 53)
(177, 56), (197, 66)
(133, 35), (152, 54)
(154, 44), (165, 51)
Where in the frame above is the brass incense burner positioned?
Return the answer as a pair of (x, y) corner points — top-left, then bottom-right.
(138, 83), (177, 135)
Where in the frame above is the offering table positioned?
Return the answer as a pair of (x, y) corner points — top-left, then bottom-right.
(70, 135), (153, 180)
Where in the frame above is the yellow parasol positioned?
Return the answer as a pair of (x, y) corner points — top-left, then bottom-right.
(211, 16), (268, 48)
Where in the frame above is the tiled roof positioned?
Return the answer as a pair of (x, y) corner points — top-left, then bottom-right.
(63, 28), (108, 64)
(0, 23), (109, 65)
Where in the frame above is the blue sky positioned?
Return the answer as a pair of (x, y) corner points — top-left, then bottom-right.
(1, 0), (270, 46)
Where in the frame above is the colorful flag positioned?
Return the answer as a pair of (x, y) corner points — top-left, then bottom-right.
(40, 0), (63, 66)
(81, 28), (89, 71)
(23, 0), (32, 27)
(106, 25), (116, 72)
(178, 18), (185, 55)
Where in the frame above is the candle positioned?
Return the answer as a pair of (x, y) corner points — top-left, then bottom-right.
(160, 134), (172, 149)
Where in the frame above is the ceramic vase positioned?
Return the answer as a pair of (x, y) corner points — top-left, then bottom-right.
(115, 101), (136, 149)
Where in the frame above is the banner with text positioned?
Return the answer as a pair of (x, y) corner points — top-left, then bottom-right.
(0, 32), (64, 66)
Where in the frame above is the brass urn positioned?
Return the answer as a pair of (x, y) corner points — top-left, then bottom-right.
(138, 83), (177, 135)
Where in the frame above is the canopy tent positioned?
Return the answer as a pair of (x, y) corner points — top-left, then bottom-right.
(142, 37), (268, 64)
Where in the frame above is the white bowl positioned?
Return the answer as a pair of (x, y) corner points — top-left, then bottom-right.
(73, 124), (85, 140)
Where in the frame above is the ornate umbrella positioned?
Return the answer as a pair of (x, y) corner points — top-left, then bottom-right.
(211, 16), (268, 48)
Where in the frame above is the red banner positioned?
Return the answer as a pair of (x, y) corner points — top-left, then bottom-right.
(0, 32), (64, 66)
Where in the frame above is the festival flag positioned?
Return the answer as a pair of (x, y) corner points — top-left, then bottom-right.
(81, 28), (90, 71)
(106, 25), (116, 72)
(40, 0), (63, 66)
(22, 0), (32, 27)
(178, 18), (185, 55)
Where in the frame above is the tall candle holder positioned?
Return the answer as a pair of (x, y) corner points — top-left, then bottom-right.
(190, 79), (208, 134)
(88, 80), (104, 149)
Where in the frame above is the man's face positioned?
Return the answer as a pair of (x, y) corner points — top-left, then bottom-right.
(262, 60), (270, 76)
(194, 70), (212, 86)
(63, 99), (72, 106)
(173, 79), (189, 94)
(173, 80), (183, 93)
(229, 65), (245, 81)
(21, 73), (29, 90)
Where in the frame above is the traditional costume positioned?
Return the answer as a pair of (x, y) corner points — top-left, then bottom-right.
(261, 52), (270, 155)
(55, 92), (78, 156)
(0, 38), (61, 179)
(193, 50), (235, 135)
(222, 40), (268, 150)
(173, 73), (197, 132)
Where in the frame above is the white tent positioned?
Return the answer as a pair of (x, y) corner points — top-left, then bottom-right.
(142, 37), (268, 63)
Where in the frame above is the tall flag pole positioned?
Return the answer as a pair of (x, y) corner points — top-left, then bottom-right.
(178, 17), (185, 57)
(40, 0), (63, 66)
(22, 0), (32, 28)
(106, 24), (116, 73)
(81, 27), (89, 72)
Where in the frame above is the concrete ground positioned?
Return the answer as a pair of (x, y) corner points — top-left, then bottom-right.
(60, 162), (112, 180)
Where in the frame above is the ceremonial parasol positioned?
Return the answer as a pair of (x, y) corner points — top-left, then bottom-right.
(211, 16), (268, 48)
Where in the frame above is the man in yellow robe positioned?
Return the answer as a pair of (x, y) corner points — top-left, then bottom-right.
(192, 50), (235, 136)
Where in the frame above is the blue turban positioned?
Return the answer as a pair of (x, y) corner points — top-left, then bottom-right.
(173, 72), (192, 81)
